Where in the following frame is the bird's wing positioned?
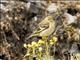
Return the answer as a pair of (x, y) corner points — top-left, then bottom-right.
(39, 19), (56, 36)
(25, 28), (46, 40)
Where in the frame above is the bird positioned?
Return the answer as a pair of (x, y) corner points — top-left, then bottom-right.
(26, 15), (56, 40)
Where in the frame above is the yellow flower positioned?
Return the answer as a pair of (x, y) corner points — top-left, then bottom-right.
(35, 43), (39, 47)
(50, 39), (53, 42)
(50, 39), (54, 45)
(50, 36), (58, 45)
(23, 43), (27, 48)
(27, 44), (32, 48)
(38, 47), (43, 52)
(31, 41), (37, 47)
(26, 53), (30, 56)
(38, 40), (45, 45)
(50, 41), (54, 45)
(52, 36), (58, 42)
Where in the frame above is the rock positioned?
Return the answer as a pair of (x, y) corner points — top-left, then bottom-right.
(47, 3), (59, 13)
(63, 13), (77, 25)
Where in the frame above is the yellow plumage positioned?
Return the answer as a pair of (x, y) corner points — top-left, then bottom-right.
(27, 16), (56, 39)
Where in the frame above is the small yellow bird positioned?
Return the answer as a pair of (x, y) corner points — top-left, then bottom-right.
(26, 15), (56, 39)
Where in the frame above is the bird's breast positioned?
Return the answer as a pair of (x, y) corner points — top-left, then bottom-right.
(39, 21), (55, 36)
